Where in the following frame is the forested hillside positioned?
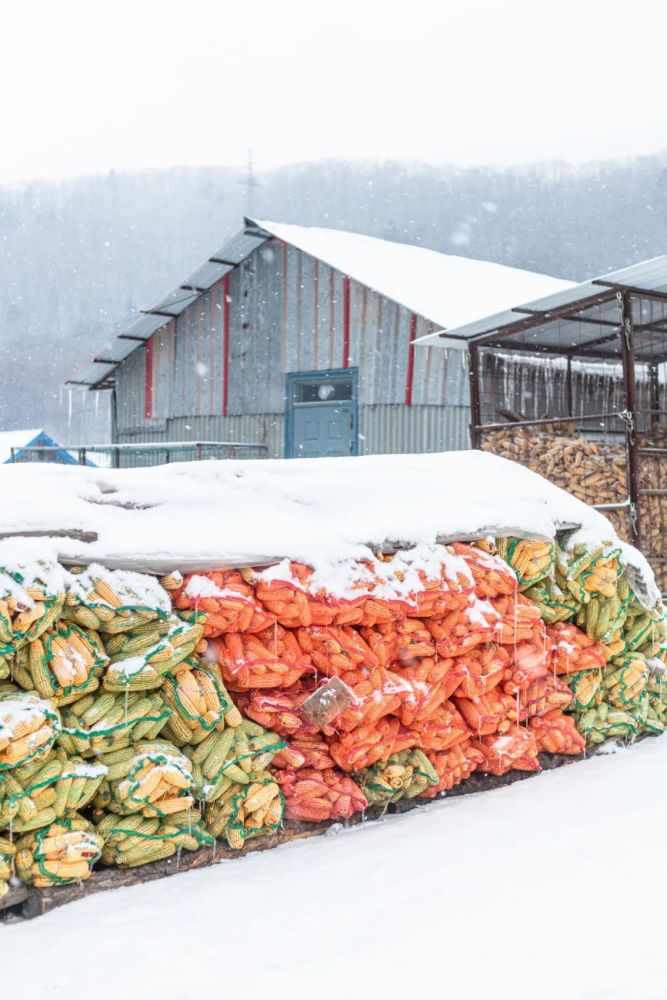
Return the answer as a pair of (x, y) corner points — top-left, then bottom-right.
(2, 154), (667, 443)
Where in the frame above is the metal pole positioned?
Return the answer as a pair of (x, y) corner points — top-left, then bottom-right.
(566, 354), (573, 417)
(619, 291), (641, 547)
(114, 447), (120, 469)
(195, 443), (202, 461)
(649, 362), (660, 425)
(9, 448), (15, 464)
(468, 345), (482, 449)
(78, 448), (85, 466)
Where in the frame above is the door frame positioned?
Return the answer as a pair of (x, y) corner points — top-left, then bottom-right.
(284, 367), (359, 458)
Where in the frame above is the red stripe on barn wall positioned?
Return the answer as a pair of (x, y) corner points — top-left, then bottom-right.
(404, 314), (417, 406)
(144, 336), (154, 419)
(222, 274), (231, 416)
(342, 276), (351, 368)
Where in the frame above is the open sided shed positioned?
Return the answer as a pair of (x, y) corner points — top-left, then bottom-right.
(417, 256), (667, 589)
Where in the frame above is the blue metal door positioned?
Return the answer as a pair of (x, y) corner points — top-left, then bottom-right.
(285, 369), (359, 458)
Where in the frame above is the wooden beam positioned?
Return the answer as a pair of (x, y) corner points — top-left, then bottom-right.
(0, 529), (98, 543)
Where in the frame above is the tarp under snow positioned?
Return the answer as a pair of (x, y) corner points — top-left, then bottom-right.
(0, 451), (657, 605)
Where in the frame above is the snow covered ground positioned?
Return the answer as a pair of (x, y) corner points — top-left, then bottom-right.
(3, 737), (666, 999)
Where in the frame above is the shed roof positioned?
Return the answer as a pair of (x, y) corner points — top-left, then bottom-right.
(415, 254), (667, 361)
(67, 219), (571, 388)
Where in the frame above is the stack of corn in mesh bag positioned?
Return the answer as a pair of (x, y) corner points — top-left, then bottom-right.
(0, 530), (664, 896)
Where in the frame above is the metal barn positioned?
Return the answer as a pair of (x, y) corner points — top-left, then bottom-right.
(68, 219), (568, 462)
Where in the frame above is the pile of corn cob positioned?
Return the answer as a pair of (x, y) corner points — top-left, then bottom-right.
(0, 528), (664, 901)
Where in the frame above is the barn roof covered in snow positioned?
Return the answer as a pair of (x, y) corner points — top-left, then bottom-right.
(67, 218), (571, 389)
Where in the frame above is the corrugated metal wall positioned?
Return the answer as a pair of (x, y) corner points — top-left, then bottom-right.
(117, 404), (471, 459)
(114, 237), (470, 451)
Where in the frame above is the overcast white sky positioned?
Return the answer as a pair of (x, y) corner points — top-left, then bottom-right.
(2, 0), (666, 185)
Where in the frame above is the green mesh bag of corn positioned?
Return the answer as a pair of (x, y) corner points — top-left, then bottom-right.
(58, 688), (171, 757)
(161, 659), (241, 747)
(495, 537), (554, 590)
(566, 669), (602, 712)
(0, 835), (15, 897)
(204, 776), (283, 848)
(0, 645), (12, 682)
(357, 749), (439, 804)
(12, 622), (108, 706)
(14, 813), (103, 887)
(0, 750), (107, 832)
(96, 809), (213, 867)
(94, 740), (194, 818)
(576, 702), (638, 746)
(187, 719), (285, 803)
(102, 614), (205, 693)
(602, 654), (648, 710)
(0, 558), (67, 649)
(0, 692), (60, 772)
(575, 576), (632, 645)
(523, 576), (578, 625)
(63, 564), (172, 633)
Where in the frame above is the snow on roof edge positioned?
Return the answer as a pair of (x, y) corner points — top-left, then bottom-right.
(252, 218), (574, 330)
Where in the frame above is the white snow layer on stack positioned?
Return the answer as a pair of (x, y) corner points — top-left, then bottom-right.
(0, 451), (658, 606)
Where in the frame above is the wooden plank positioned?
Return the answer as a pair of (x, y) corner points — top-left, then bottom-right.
(0, 529), (98, 543)
(15, 745), (606, 921)
(0, 883), (28, 914)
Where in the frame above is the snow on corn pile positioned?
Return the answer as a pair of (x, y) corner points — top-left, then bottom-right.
(0, 449), (665, 906)
(0, 451), (657, 603)
(3, 737), (667, 1000)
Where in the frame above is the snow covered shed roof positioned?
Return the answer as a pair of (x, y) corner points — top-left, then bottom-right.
(0, 428), (81, 465)
(68, 218), (571, 388)
(416, 254), (667, 359)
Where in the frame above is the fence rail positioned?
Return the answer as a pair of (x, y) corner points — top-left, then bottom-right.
(10, 441), (269, 468)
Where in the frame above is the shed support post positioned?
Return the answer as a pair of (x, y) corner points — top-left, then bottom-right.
(619, 292), (641, 548)
(469, 345), (482, 449)
(566, 354), (573, 417)
(649, 362), (660, 421)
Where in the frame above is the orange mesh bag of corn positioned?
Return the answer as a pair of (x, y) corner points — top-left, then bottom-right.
(420, 740), (485, 797)
(509, 673), (573, 722)
(454, 688), (515, 736)
(233, 680), (331, 738)
(360, 625), (399, 668)
(272, 735), (336, 770)
(501, 633), (550, 694)
(492, 594), (544, 644)
(296, 625), (378, 676)
(454, 644), (510, 698)
(397, 657), (465, 725)
(335, 666), (409, 732)
(171, 571), (275, 636)
(276, 768), (367, 822)
(425, 598), (498, 657)
(328, 717), (413, 772)
(408, 700), (469, 752)
(360, 619), (441, 667)
(529, 710), (586, 755)
(547, 622), (607, 674)
(210, 627), (313, 690)
(252, 563), (337, 628)
(474, 725), (541, 775)
(450, 543), (517, 598)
